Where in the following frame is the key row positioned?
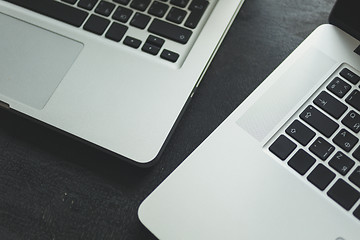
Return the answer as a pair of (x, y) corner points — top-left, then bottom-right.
(63, 0), (209, 29)
(114, 0), (210, 29)
(270, 135), (360, 186)
(113, 0), (192, 9)
(269, 135), (360, 220)
(123, 35), (179, 62)
(75, 2), (194, 44)
(84, 15), (180, 62)
(289, 104), (359, 155)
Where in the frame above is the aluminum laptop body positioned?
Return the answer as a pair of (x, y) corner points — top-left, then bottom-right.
(0, 0), (244, 165)
(139, 0), (360, 238)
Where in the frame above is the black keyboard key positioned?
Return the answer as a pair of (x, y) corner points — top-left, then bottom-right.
(130, 13), (151, 29)
(310, 137), (335, 160)
(349, 166), (360, 189)
(313, 91), (347, 119)
(307, 164), (335, 190)
(340, 68), (360, 84)
(4, 0), (88, 27)
(269, 135), (296, 160)
(300, 105), (339, 138)
(62, 0), (77, 4)
(114, 0), (130, 5)
(354, 205), (360, 221)
(185, 0), (208, 29)
(333, 129), (358, 152)
(146, 35), (165, 47)
(112, 6), (133, 23)
(160, 49), (179, 62)
(142, 43), (160, 55)
(328, 179), (360, 210)
(342, 110), (360, 134)
(329, 151), (355, 175)
(288, 149), (316, 175)
(166, 7), (187, 24)
(130, 0), (151, 11)
(170, 0), (189, 8)
(327, 77), (351, 98)
(95, 0), (115, 16)
(148, 1), (169, 17)
(148, 19), (192, 44)
(105, 22), (128, 42)
(285, 120), (315, 146)
(78, 0), (98, 10)
(353, 146), (360, 161)
(188, 0), (208, 11)
(83, 14), (110, 35)
(346, 90), (360, 111)
(123, 36), (142, 48)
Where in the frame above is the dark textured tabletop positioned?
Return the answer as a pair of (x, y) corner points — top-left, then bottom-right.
(0, 0), (336, 239)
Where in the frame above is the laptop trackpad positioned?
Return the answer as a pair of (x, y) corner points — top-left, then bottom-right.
(0, 13), (83, 109)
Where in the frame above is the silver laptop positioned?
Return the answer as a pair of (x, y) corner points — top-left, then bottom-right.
(139, 0), (360, 238)
(0, 0), (244, 165)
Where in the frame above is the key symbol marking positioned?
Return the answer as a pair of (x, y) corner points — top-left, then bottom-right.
(318, 98), (327, 106)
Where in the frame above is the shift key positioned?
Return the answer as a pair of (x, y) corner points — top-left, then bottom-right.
(300, 105), (339, 138)
(148, 19), (192, 44)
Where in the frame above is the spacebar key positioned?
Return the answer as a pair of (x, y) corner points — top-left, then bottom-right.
(148, 19), (192, 44)
(3, 0), (89, 27)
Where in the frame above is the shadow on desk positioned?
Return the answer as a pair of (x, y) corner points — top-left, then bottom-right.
(0, 107), (159, 239)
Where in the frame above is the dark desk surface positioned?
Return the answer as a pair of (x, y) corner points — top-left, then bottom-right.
(0, 0), (336, 239)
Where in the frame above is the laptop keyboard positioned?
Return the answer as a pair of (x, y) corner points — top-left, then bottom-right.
(4, 0), (210, 63)
(269, 65), (360, 221)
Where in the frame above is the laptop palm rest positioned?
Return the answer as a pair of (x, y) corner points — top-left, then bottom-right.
(237, 48), (336, 142)
(0, 13), (83, 109)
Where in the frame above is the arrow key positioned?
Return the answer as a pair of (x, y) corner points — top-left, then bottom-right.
(161, 49), (179, 63)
